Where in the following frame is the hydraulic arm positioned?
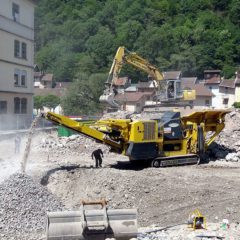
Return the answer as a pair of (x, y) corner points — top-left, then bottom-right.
(99, 46), (196, 107)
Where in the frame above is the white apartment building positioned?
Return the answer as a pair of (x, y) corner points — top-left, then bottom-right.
(0, 0), (35, 129)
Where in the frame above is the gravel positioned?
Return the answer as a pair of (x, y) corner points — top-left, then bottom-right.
(0, 173), (63, 240)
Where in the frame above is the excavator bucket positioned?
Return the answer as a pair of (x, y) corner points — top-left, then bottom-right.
(46, 200), (137, 240)
(99, 92), (119, 108)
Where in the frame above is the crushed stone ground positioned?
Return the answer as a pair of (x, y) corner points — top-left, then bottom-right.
(1, 109), (240, 239)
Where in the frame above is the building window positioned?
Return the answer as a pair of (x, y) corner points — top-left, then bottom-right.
(21, 98), (27, 114)
(14, 69), (20, 86)
(14, 40), (20, 57)
(21, 70), (27, 87)
(224, 87), (228, 94)
(223, 98), (229, 105)
(12, 3), (20, 22)
(14, 97), (21, 113)
(0, 101), (7, 114)
(205, 99), (210, 106)
(14, 70), (27, 87)
(14, 98), (27, 114)
(14, 41), (27, 59)
(21, 42), (27, 59)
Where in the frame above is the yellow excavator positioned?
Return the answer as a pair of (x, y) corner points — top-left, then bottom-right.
(99, 46), (196, 108)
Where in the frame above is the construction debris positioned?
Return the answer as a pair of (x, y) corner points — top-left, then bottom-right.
(1, 109), (240, 240)
(138, 222), (240, 239)
(208, 109), (240, 162)
(0, 173), (63, 240)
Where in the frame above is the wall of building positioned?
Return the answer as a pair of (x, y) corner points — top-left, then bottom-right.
(0, 92), (33, 129)
(218, 87), (235, 108)
(193, 96), (212, 109)
(0, 30), (34, 65)
(205, 84), (222, 108)
(235, 86), (240, 103)
(0, 62), (33, 93)
(0, 0), (34, 29)
(0, 0), (34, 129)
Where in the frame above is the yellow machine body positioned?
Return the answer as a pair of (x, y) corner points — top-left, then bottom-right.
(44, 109), (229, 167)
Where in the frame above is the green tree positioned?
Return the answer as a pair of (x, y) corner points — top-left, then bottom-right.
(35, 0), (240, 81)
(62, 73), (106, 115)
(34, 96), (44, 110)
(42, 95), (61, 109)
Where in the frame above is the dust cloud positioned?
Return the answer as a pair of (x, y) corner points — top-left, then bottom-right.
(0, 137), (23, 183)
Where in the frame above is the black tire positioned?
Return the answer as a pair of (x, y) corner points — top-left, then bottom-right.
(151, 159), (160, 168)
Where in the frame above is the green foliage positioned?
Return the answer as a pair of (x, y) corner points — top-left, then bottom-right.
(34, 95), (60, 110)
(233, 102), (240, 108)
(43, 95), (61, 109)
(35, 0), (240, 81)
(33, 95), (44, 110)
(62, 73), (107, 115)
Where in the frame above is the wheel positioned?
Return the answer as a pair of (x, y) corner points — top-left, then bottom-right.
(151, 159), (160, 168)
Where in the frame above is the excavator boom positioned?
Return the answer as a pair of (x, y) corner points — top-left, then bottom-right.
(99, 46), (195, 108)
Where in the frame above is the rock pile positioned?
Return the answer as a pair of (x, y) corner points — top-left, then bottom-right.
(0, 173), (63, 240)
(36, 134), (109, 156)
(208, 110), (240, 162)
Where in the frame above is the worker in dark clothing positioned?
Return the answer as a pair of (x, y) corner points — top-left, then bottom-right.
(91, 148), (104, 168)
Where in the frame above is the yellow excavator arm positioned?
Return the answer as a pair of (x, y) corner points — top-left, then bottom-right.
(107, 46), (164, 87)
(100, 46), (164, 107)
(100, 46), (195, 108)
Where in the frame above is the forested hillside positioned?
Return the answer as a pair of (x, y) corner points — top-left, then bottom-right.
(35, 0), (240, 80)
(35, 0), (240, 114)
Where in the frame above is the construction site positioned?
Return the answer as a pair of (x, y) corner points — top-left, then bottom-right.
(0, 107), (240, 240)
(2, 0), (240, 238)
(1, 38), (240, 240)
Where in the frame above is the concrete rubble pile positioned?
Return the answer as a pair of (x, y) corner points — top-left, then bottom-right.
(36, 134), (109, 156)
(208, 109), (240, 162)
(0, 173), (63, 240)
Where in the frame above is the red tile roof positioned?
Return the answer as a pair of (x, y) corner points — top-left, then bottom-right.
(219, 79), (235, 88)
(204, 70), (221, 73)
(115, 92), (152, 102)
(193, 83), (214, 97)
(181, 77), (197, 89)
(113, 77), (129, 86)
(204, 70), (221, 84)
(205, 76), (221, 84)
